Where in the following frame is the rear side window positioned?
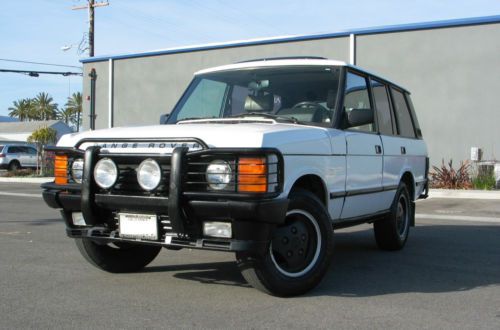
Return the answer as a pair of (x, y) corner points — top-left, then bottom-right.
(343, 72), (374, 132)
(0, 145), (3, 153)
(405, 95), (423, 138)
(391, 88), (416, 138)
(371, 79), (394, 135)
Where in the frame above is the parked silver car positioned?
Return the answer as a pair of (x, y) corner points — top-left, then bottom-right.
(0, 144), (38, 171)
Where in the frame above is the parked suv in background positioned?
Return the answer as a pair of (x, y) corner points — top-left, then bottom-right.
(0, 144), (37, 171)
(42, 57), (428, 296)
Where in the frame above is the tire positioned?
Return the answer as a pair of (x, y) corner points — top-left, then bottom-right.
(236, 189), (334, 297)
(8, 160), (20, 171)
(374, 182), (413, 251)
(75, 238), (162, 273)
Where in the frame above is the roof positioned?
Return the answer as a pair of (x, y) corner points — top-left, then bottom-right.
(80, 14), (500, 63)
(0, 120), (64, 134)
(0, 116), (18, 123)
(194, 58), (409, 92)
(195, 59), (348, 75)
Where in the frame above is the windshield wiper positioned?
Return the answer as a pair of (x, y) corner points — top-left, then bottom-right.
(229, 112), (299, 124)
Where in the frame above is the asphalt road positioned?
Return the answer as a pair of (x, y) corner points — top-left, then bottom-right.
(0, 183), (499, 329)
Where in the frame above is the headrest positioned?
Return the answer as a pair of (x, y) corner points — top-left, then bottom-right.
(326, 89), (337, 109)
(244, 94), (273, 112)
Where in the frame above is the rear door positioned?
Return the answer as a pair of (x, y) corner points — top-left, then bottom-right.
(386, 87), (427, 198)
(340, 71), (384, 219)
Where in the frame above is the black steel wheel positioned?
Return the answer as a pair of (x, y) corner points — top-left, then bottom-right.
(374, 182), (412, 251)
(236, 189), (334, 297)
(75, 238), (161, 273)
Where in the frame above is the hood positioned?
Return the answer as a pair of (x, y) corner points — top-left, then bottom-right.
(58, 121), (333, 155)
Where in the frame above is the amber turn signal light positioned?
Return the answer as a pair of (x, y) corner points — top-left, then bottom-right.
(238, 157), (267, 193)
(54, 154), (68, 185)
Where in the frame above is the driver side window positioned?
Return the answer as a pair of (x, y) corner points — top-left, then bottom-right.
(343, 72), (374, 132)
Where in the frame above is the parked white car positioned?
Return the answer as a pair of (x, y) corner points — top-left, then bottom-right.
(0, 143), (37, 171)
(42, 58), (428, 296)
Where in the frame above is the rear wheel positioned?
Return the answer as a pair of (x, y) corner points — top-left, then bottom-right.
(75, 238), (161, 273)
(236, 189), (334, 296)
(374, 182), (412, 251)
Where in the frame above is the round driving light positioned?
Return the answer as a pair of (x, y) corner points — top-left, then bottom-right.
(71, 158), (84, 183)
(206, 160), (232, 190)
(93, 158), (118, 189)
(137, 159), (162, 191)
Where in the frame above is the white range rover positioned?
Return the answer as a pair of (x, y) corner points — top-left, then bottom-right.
(42, 57), (428, 296)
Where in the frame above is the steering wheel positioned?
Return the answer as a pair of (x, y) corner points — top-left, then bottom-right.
(292, 101), (328, 112)
(290, 101), (331, 123)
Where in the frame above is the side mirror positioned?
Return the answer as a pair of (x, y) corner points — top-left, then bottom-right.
(347, 108), (374, 127)
(159, 113), (170, 124)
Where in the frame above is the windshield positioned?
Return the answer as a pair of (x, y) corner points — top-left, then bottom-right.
(168, 66), (341, 127)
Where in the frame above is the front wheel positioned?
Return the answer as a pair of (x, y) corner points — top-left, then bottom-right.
(236, 189), (334, 297)
(75, 238), (162, 273)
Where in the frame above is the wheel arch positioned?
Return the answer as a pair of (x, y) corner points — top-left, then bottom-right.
(400, 171), (416, 201)
(289, 174), (328, 207)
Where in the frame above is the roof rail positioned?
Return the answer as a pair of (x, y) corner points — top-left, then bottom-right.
(237, 56), (327, 63)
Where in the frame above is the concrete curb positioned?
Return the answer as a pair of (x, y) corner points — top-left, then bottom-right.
(428, 189), (500, 200)
(0, 177), (54, 184)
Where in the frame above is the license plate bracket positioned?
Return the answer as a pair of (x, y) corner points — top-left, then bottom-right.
(119, 213), (158, 240)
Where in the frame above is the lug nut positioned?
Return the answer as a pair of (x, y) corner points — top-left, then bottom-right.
(298, 249), (304, 255)
(287, 251), (293, 257)
(301, 234), (306, 241)
(291, 227), (297, 234)
(282, 237), (289, 244)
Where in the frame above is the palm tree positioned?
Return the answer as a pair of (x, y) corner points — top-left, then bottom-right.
(8, 98), (34, 121)
(33, 92), (58, 121)
(56, 107), (74, 125)
(65, 92), (82, 129)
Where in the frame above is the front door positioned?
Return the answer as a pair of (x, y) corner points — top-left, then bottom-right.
(339, 71), (384, 219)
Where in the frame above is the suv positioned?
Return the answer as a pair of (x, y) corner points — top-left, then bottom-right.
(0, 143), (38, 171)
(42, 58), (428, 296)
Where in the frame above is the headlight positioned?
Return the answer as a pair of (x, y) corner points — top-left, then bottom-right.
(137, 159), (162, 191)
(71, 158), (84, 183)
(94, 158), (118, 189)
(206, 160), (232, 190)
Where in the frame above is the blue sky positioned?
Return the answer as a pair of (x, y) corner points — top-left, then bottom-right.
(1, 0), (500, 117)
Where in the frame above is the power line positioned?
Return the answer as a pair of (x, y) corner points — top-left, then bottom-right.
(0, 69), (83, 77)
(0, 58), (82, 69)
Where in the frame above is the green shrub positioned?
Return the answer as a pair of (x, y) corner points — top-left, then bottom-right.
(472, 174), (496, 190)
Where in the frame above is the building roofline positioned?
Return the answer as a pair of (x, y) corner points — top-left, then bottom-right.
(81, 14), (500, 64)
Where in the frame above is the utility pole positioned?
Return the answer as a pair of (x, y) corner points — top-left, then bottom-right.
(72, 1), (109, 57)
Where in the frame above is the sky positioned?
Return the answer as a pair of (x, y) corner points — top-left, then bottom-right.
(1, 0), (500, 117)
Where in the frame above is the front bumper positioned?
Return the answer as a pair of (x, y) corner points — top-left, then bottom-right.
(41, 146), (288, 254)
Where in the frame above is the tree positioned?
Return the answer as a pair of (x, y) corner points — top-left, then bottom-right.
(33, 92), (58, 121)
(8, 98), (34, 121)
(56, 107), (74, 125)
(27, 126), (57, 175)
(65, 92), (83, 129)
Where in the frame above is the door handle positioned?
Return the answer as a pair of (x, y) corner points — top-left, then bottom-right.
(375, 145), (382, 154)
(401, 146), (406, 155)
